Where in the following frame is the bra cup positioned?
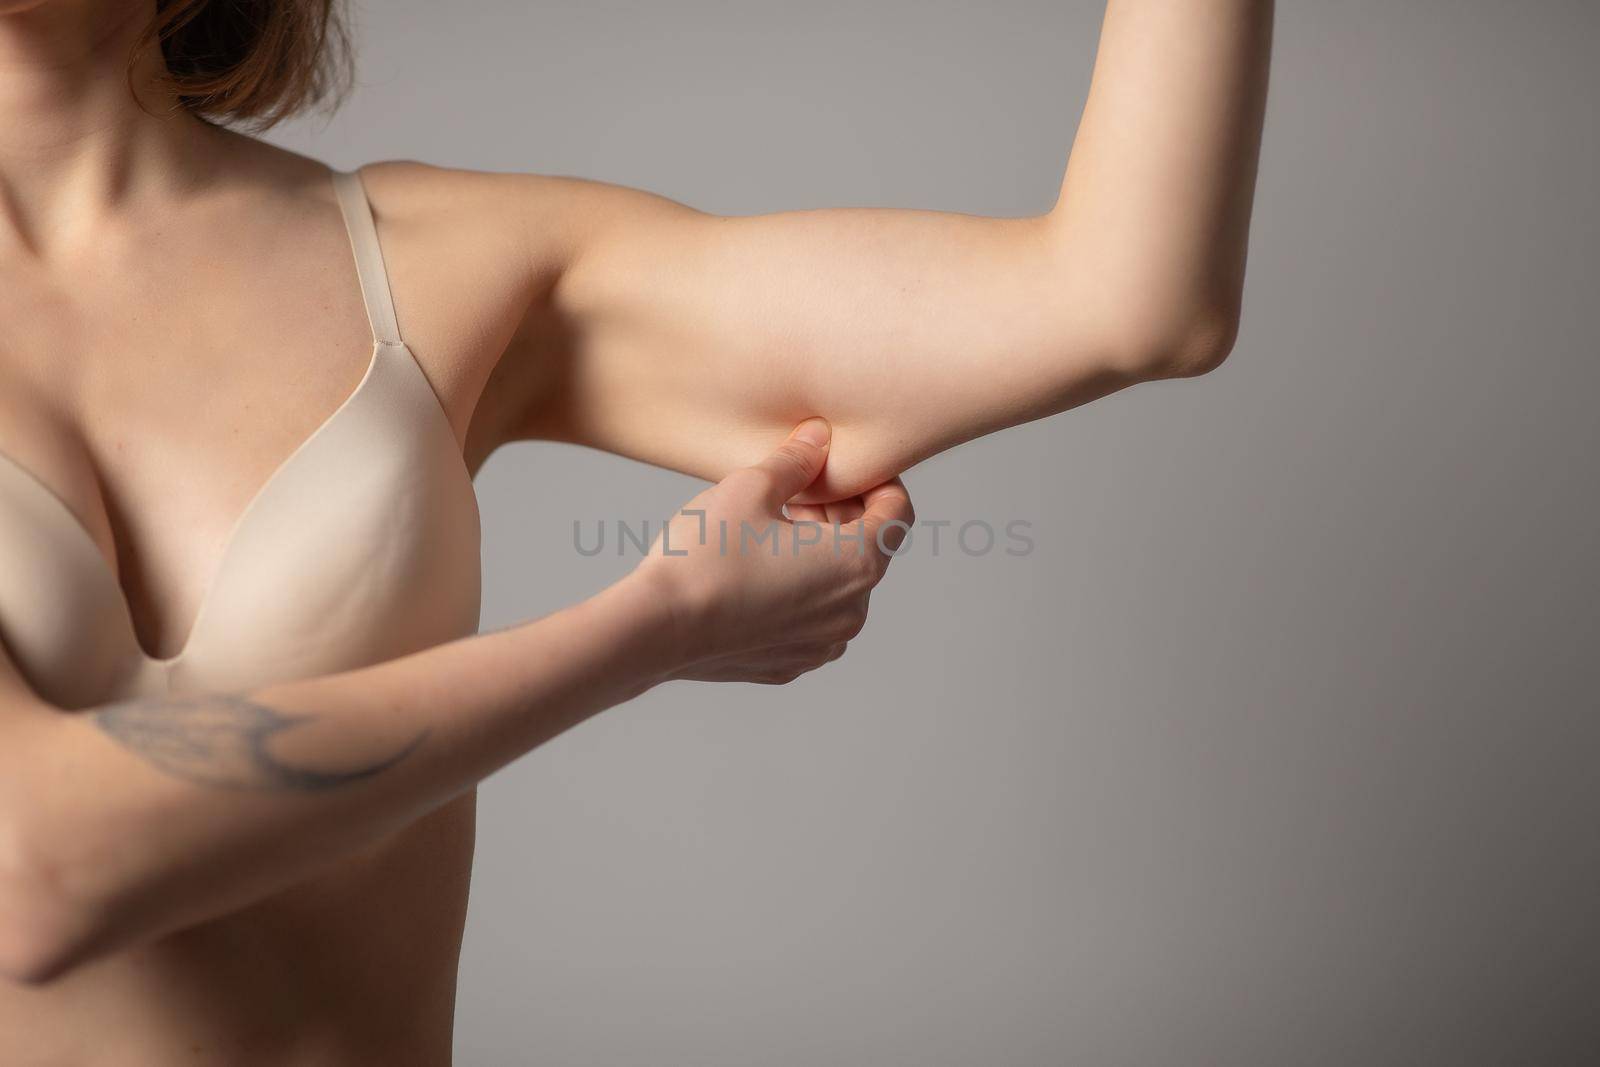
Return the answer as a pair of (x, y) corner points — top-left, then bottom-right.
(1, 171), (482, 709)
(167, 347), (482, 697)
(0, 459), (134, 710)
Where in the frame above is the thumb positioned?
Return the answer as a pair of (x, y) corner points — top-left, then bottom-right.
(748, 418), (832, 509)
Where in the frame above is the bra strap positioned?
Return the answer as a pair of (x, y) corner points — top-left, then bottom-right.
(332, 168), (404, 346)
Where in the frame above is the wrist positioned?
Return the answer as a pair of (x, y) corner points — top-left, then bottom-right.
(603, 565), (696, 688)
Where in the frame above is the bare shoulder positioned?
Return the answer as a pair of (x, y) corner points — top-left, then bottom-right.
(338, 161), (703, 462)
(349, 161), (542, 282)
(355, 159), (696, 279)
(316, 161), (560, 453)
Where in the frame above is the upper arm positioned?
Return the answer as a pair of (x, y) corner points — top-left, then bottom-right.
(436, 0), (1267, 497)
(495, 177), (1179, 502)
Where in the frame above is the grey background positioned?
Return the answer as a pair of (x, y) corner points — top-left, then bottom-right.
(274, 2), (1600, 1064)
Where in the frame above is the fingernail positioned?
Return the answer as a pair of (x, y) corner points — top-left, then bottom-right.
(790, 417), (831, 448)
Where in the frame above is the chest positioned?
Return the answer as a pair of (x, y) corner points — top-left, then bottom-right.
(0, 178), (483, 707)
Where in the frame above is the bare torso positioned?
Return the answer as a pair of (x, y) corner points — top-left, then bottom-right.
(0, 797), (475, 1066)
(0, 1), (1269, 1055)
(0, 136), (537, 1064)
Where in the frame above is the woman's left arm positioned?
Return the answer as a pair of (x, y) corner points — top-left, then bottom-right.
(456, 0), (1273, 500)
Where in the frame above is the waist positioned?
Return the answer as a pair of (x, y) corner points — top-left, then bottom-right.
(0, 792), (476, 1067)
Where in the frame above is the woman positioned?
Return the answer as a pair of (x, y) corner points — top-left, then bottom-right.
(0, 0), (1271, 1062)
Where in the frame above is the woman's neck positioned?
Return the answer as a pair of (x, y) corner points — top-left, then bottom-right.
(0, 0), (223, 253)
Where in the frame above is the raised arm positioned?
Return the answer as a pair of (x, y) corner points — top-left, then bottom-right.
(454, 0), (1273, 500)
(0, 423), (910, 985)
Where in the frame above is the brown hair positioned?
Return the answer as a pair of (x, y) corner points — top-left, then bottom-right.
(132, 0), (354, 130)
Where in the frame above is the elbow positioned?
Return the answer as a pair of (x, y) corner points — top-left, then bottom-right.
(0, 807), (99, 987)
(1107, 300), (1241, 383)
(0, 931), (74, 990)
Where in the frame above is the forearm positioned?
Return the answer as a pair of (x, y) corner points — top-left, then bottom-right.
(1048, 0), (1274, 365)
(0, 572), (673, 983)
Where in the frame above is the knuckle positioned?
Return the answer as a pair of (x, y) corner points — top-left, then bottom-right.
(878, 512), (914, 550)
(774, 442), (814, 470)
(842, 604), (869, 639)
(763, 446), (814, 485)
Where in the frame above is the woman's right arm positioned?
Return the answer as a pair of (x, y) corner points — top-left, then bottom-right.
(0, 418), (909, 986)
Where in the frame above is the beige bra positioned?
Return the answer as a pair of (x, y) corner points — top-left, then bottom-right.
(0, 169), (482, 711)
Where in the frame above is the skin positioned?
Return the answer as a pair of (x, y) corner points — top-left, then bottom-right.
(0, 0), (1272, 1063)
